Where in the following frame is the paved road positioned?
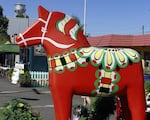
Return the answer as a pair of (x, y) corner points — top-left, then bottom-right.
(0, 78), (117, 120)
(0, 78), (83, 120)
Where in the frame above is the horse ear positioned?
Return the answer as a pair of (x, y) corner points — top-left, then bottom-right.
(38, 6), (50, 20)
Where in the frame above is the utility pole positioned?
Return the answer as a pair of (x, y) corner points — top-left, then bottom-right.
(142, 25), (144, 35)
(83, 0), (87, 35)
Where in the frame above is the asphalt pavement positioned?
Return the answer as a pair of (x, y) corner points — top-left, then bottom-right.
(0, 78), (83, 120)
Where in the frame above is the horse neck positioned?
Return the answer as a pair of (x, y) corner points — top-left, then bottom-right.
(43, 38), (90, 58)
(42, 29), (90, 57)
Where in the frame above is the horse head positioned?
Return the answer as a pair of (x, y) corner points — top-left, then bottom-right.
(16, 6), (90, 55)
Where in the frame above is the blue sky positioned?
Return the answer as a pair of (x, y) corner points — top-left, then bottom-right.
(1, 0), (150, 36)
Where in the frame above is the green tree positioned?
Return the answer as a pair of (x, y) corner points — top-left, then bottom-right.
(0, 5), (9, 34)
(0, 5), (3, 16)
(0, 5), (9, 44)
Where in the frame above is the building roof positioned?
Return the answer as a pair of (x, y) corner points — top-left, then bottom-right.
(87, 34), (150, 47)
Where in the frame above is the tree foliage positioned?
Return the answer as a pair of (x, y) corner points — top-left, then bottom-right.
(0, 5), (9, 43)
(0, 5), (3, 16)
(0, 5), (9, 34)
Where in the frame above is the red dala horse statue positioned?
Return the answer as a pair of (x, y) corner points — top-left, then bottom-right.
(16, 6), (146, 120)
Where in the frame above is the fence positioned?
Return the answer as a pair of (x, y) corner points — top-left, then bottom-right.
(30, 71), (49, 87)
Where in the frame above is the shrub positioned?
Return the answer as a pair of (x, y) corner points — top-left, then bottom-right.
(94, 97), (116, 120)
(72, 104), (95, 120)
(0, 98), (41, 120)
(18, 71), (31, 87)
(6, 67), (14, 79)
(145, 81), (150, 93)
(72, 96), (116, 120)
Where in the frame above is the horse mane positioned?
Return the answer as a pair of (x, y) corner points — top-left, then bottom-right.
(55, 12), (83, 41)
(38, 6), (89, 48)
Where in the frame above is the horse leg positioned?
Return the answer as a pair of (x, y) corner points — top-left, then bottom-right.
(126, 86), (146, 120)
(50, 82), (73, 120)
(120, 95), (132, 120)
(125, 65), (146, 120)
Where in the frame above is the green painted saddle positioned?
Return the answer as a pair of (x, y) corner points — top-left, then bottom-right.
(48, 47), (141, 96)
(48, 47), (140, 73)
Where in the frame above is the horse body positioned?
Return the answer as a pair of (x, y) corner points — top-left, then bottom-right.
(50, 61), (145, 120)
(16, 6), (146, 120)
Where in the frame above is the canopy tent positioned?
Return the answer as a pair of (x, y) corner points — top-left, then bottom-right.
(0, 44), (20, 54)
(0, 33), (20, 54)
